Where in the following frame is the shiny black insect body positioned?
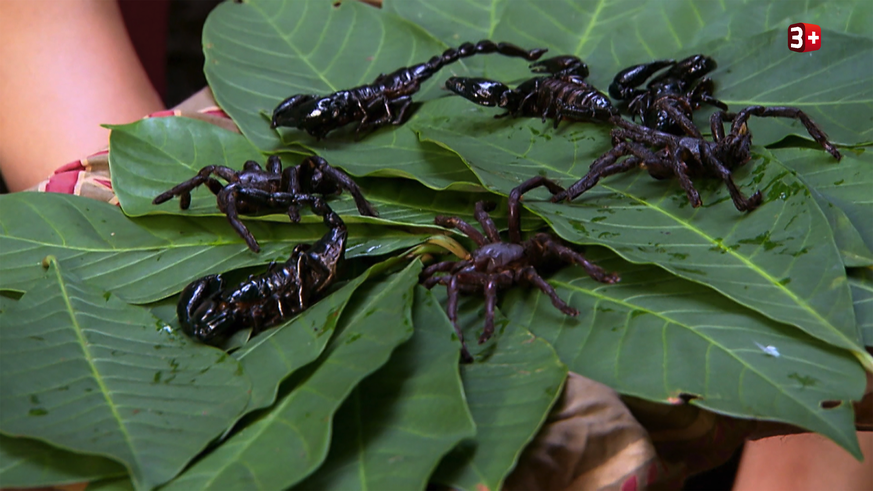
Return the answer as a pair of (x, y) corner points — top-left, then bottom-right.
(153, 155), (376, 252)
(271, 40), (547, 139)
(422, 178), (619, 362)
(609, 54), (728, 137)
(178, 197), (346, 344)
(445, 55), (617, 126)
(553, 107), (842, 212)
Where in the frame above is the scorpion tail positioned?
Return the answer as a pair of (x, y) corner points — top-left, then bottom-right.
(419, 40), (548, 82)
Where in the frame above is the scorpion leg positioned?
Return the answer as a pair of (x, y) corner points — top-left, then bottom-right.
(508, 176), (565, 243)
(729, 106), (841, 160)
(516, 265), (578, 316)
(699, 142), (763, 212)
(305, 156), (378, 217)
(435, 215), (490, 247)
(473, 201), (501, 243)
(688, 77), (728, 111)
(537, 234), (620, 284)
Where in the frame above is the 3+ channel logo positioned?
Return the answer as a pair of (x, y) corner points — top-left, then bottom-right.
(788, 23), (822, 53)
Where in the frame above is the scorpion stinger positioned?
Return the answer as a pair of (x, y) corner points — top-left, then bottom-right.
(270, 40), (547, 140)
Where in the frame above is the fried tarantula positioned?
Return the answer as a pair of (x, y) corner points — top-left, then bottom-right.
(422, 177), (620, 362)
(552, 107), (842, 212)
(153, 155), (376, 252)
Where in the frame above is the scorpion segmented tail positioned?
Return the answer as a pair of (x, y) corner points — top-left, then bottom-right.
(406, 40), (547, 85)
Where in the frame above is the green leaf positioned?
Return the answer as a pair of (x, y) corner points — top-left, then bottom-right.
(500, 250), (864, 458)
(772, 147), (873, 266)
(385, 0), (506, 43)
(0, 435), (126, 489)
(430, 295), (567, 491)
(294, 286), (476, 490)
(109, 117), (544, 230)
(413, 97), (870, 370)
(0, 259), (252, 490)
(849, 274), (873, 347)
(162, 260), (421, 491)
(0, 193), (427, 303)
(203, 0), (481, 189)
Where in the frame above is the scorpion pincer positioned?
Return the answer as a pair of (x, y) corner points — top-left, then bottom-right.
(609, 54), (728, 137)
(445, 55), (618, 126)
(270, 40), (547, 139)
(177, 196), (346, 344)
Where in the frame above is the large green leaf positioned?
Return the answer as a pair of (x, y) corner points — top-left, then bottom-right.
(500, 250), (864, 458)
(0, 193), (427, 303)
(109, 117), (543, 230)
(413, 97), (870, 370)
(0, 435), (126, 489)
(0, 259), (252, 490)
(385, 0), (507, 46)
(203, 0), (484, 189)
(294, 286), (476, 490)
(429, 294), (567, 491)
(162, 260), (421, 491)
(772, 147), (873, 266)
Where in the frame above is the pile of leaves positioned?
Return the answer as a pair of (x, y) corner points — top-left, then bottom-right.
(1, 1), (870, 490)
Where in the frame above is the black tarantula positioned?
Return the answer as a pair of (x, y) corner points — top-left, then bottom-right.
(445, 55), (618, 126)
(271, 40), (547, 139)
(153, 155), (376, 252)
(609, 54), (728, 137)
(421, 176), (620, 362)
(177, 196), (346, 344)
(552, 107), (842, 212)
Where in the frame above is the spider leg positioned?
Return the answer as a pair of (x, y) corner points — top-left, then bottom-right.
(652, 98), (702, 137)
(281, 164), (302, 223)
(152, 165), (237, 208)
(420, 260), (467, 288)
(729, 106), (841, 160)
(535, 234), (620, 284)
(480, 277), (500, 344)
(304, 156), (378, 217)
(709, 111), (732, 141)
(664, 146), (703, 208)
(473, 201), (501, 243)
(447, 275), (474, 363)
(508, 176), (565, 243)
(516, 265), (578, 316)
(435, 215), (489, 247)
(217, 185), (260, 252)
(699, 142), (762, 212)
(554, 141), (657, 202)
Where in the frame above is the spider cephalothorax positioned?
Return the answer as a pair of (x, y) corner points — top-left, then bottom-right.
(552, 106), (842, 212)
(153, 155), (376, 252)
(422, 177), (620, 362)
(609, 54), (728, 137)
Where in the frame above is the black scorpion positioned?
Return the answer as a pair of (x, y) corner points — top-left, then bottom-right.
(177, 196), (346, 344)
(445, 55), (618, 126)
(270, 40), (547, 139)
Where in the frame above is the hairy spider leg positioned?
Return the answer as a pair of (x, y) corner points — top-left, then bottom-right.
(650, 96), (703, 137)
(508, 176), (565, 243)
(473, 201), (501, 243)
(446, 274), (474, 363)
(435, 215), (490, 246)
(554, 140), (661, 202)
(536, 234), (621, 284)
(719, 106), (841, 160)
(152, 165), (239, 209)
(216, 183), (261, 252)
(515, 265), (578, 317)
(697, 142), (763, 212)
